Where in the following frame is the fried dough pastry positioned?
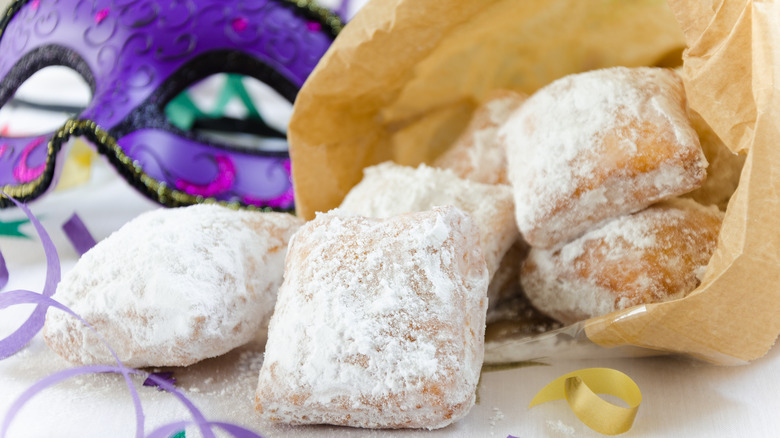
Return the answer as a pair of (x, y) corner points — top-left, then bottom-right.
(255, 206), (488, 429)
(521, 198), (723, 325)
(502, 67), (707, 249)
(434, 90), (526, 185)
(339, 162), (517, 280)
(44, 205), (303, 367)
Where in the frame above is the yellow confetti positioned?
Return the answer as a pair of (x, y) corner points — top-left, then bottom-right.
(529, 368), (641, 435)
(56, 140), (95, 191)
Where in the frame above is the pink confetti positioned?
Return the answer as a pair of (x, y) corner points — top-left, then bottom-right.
(0, 144), (8, 160)
(30, 0), (40, 10)
(95, 8), (110, 24)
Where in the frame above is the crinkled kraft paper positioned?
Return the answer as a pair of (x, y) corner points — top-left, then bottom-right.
(288, 0), (780, 364)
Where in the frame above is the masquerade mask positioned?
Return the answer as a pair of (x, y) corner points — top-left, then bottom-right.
(0, 0), (342, 211)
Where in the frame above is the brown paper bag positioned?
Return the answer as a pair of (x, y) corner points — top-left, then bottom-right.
(288, 0), (780, 364)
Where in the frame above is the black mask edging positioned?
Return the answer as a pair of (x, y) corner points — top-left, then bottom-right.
(0, 45), (96, 110)
(0, 118), (293, 212)
(109, 49), (300, 159)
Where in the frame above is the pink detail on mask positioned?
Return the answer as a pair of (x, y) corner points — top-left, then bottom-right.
(13, 137), (47, 183)
(247, 187), (294, 209)
(243, 159), (294, 209)
(306, 21), (322, 32)
(30, 0), (40, 10)
(175, 155), (236, 198)
(231, 17), (249, 33)
(0, 144), (8, 160)
(95, 8), (110, 24)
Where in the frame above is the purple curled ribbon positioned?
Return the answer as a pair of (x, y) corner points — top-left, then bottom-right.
(0, 194), (60, 361)
(0, 194), (263, 438)
(0, 250), (8, 291)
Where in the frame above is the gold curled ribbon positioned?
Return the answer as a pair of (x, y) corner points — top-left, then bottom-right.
(529, 368), (642, 435)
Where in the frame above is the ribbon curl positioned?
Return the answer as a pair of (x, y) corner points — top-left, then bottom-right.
(529, 368), (642, 435)
(0, 193), (60, 360)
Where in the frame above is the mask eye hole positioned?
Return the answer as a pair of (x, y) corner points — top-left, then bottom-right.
(0, 66), (91, 137)
(164, 74), (292, 154)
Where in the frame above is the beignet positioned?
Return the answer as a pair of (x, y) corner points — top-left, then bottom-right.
(521, 198), (723, 325)
(502, 66), (707, 249)
(434, 90), (526, 185)
(44, 205), (302, 367)
(255, 206), (488, 429)
(339, 162), (517, 280)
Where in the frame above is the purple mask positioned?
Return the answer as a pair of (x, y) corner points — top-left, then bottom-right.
(0, 0), (342, 211)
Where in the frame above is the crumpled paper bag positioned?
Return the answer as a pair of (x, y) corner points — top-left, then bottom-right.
(583, 0), (780, 364)
(288, 0), (780, 364)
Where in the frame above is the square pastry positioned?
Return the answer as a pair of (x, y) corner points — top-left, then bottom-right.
(255, 206), (489, 429)
(44, 205), (303, 368)
(434, 89), (527, 185)
(502, 67), (707, 249)
(338, 162), (517, 281)
(521, 198), (723, 325)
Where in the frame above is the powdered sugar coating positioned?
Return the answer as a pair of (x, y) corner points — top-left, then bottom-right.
(44, 205), (303, 368)
(255, 206), (488, 429)
(339, 162), (517, 280)
(435, 90), (526, 185)
(502, 67), (707, 249)
(522, 198), (723, 325)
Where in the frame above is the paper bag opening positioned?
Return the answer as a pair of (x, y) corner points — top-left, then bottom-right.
(288, 0), (780, 364)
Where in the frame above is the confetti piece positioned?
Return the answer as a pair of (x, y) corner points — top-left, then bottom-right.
(0, 218), (32, 239)
(56, 140), (95, 191)
(62, 212), (97, 256)
(144, 372), (177, 391)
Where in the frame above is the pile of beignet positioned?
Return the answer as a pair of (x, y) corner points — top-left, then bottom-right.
(256, 66), (742, 429)
(494, 66), (733, 325)
(44, 66), (744, 432)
